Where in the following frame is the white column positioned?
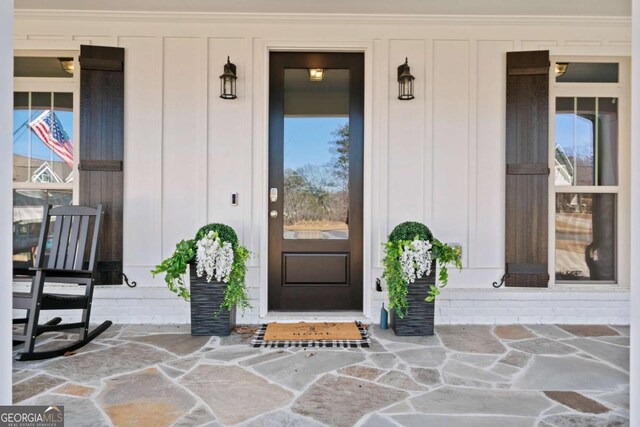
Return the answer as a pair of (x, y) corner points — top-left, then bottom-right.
(0, 0), (14, 405)
(631, 0), (639, 423)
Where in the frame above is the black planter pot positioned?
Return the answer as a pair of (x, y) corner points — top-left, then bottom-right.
(189, 264), (236, 336)
(390, 261), (436, 336)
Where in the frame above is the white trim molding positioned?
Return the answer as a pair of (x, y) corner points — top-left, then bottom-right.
(13, 10), (632, 27)
(629, 0), (639, 421)
(548, 55), (631, 290)
(256, 40), (374, 320)
(0, 0), (13, 406)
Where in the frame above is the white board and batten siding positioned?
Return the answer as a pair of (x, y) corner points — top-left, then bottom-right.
(13, 11), (631, 324)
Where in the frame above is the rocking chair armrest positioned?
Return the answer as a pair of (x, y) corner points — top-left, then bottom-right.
(13, 267), (35, 278)
(29, 267), (94, 278)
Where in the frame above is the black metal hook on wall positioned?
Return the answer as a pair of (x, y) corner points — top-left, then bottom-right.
(122, 272), (137, 288)
(492, 273), (508, 288)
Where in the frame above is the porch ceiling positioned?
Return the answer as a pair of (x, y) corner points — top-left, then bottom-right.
(14, 0), (631, 17)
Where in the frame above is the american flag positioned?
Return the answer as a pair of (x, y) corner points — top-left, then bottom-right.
(28, 110), (74, 167)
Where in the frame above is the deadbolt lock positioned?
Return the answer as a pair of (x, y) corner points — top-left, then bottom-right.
(270, 188), (278, 202)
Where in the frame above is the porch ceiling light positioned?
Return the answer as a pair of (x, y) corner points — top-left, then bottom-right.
(58, 57), (74, 75)
(397, 57), (415, 100)
(308, 68), (324, 82)
(220, 56), (237, 100)
(555, 62), (569, 77)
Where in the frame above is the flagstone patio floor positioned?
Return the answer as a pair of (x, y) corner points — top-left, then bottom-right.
(12, 323), (629, 426)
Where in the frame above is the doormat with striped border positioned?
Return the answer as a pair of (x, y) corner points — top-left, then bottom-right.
(250, 322), (371, 348)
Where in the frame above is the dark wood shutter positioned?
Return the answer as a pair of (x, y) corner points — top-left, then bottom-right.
(505, 50), (550, 287)
(79, 45), (124, 285)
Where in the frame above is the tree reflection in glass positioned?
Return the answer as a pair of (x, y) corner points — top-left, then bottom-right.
(282, 67), (350, 240)
(283, 122), (349, 239)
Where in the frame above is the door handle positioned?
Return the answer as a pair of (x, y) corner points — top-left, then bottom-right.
(270, 188), (278, 202)
(270, 210), (278, 218)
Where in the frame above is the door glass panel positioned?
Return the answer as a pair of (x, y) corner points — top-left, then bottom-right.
(555, 193), (616, 282)
(14, 92), (74, 183)
(554, 97), (618, 186)
(283, 68), (349, 239)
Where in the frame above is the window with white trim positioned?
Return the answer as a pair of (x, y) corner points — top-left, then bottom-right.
(12, 52), (79, 269)
(550, 57), (630, 285)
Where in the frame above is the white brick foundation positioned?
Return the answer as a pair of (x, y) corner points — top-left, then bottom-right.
(433, 288), (630, 325)
(15, 279), (630, 326)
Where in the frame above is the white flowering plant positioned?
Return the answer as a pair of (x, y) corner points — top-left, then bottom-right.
(196, 231), (234, 283)
(152, 223), (250, 314)
(383, 221), (462, 318)
(400, 239), (433, 284)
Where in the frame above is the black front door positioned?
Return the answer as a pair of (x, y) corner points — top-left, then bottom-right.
(268, 52), (364, 310)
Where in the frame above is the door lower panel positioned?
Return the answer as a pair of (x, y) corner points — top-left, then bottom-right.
(283, 253), (349, 286)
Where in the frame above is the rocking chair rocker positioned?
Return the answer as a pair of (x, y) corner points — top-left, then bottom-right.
(13, 204), (112, 361)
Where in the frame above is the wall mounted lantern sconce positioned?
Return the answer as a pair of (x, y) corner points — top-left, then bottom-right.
(555, 62), (568, 77)
(397, 57), (415, 100)
(58, 57), (74, 75)
(220, 56), (237, 99)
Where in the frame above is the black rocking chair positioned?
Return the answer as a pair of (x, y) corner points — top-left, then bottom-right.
(13, 204), (112, 361)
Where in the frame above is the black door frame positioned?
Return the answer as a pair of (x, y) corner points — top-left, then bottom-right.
(267, 51), (364, 311)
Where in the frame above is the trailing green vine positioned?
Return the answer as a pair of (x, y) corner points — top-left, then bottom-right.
(383, 240), (409, 317)
(427, 237), (463, 302)
(383, 222), (462, 318)
(220, 244), (250, 313)
(151, 223), (251, 316)
(151, 239), (195, 301)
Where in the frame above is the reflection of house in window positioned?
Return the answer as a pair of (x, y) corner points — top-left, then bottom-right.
(555, 109), (595, 186)
(554, 95), (618, 283)
(555, 97), (618, 187)
(12, 154), (69, 183)
(31, 162), (63, 183)
(555, 145), (573, 186)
